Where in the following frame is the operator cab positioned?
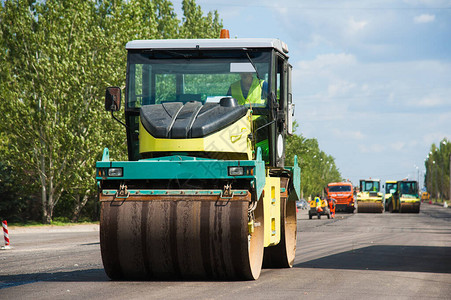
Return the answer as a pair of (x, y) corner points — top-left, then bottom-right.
(106, 38), (294, 168)
(360, 179), (381, 196)
(398, 180), (418, 196)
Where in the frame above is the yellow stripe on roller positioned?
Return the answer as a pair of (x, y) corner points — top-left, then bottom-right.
(401, 198), (420, 203)
(139, 111), (253, 159)
(263, 176), (281, 247)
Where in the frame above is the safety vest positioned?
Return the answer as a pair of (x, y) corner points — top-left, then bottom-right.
(314, 197), (323, 212)
(230, 78), (264, 105)
(314, 197), (322, 208)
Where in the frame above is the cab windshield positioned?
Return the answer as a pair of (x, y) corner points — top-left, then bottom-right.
(361, 181), (380, 192)
(329, 185), (351, 192)
(126, 50), (271, 109)
(385, 183), (397, 194)
(400, 182), (418, 195)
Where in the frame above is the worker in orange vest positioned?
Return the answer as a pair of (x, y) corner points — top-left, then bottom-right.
(329, 198), (336, 219)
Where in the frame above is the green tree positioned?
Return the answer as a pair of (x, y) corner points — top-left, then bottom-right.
(285, 122), (342, 198)
(425, 138), (450, 201)
(0, 0), (119, 223)
(180, 0), (222, 38)
(0, 0), (222, 223)
(0, 161), (37, 222)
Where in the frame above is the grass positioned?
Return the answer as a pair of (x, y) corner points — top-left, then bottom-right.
(428, 198), (449, 204)
(5, 218), (99, 227)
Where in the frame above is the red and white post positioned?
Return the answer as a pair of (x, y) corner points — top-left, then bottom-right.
(2, 220), (11, 249)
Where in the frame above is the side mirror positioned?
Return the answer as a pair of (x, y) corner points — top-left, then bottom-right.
(105, 87), (121, 111)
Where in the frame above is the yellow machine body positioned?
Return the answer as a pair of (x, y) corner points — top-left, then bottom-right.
(139, 111), (253, 160)
(388, 180), (421, 213)
(384, 180), (397, 209)
(421, 191), (430, 201)
(356, 179), (384, 213)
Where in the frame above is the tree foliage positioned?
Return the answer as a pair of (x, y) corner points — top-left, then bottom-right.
(424, 138), (450, 201)
(180, 0), (222, 38)
(285, 122), (342, 199)
(0, 162), (37, 222)
(0, 0), (222, 223)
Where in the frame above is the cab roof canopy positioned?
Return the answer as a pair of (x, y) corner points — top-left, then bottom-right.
(126, 38), (289, 57)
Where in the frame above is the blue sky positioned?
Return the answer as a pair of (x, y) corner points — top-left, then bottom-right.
(173, 0), (451, 187)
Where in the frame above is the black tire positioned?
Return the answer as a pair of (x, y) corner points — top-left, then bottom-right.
(327, 213), (330, 219)
(317, 214), (321, 219)
(309, 214), (312, 219)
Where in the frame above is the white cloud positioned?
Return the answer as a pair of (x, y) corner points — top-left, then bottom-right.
(298, 53), (357, 70)
(391, 142), (406, 151)
(274, 5), (288, 15)
(358, 144), (385, 153)
(414, 14), (435, 23)
(305, 34), (332, 49)
(332, 128), (365, 140)
(417, 95), (445, 107)
(327, 80), (357, 98)
(348, 17), (368, 33)
(296, 56), (451, 111)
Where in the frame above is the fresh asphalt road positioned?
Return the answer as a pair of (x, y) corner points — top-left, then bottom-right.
(1, 203), (450, 299)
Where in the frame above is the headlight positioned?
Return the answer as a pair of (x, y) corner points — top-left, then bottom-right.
(108, 167), (123, 177)
(228, 166), (244, 176)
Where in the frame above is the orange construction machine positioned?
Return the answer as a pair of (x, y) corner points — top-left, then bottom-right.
(326, 182), (355, 213)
